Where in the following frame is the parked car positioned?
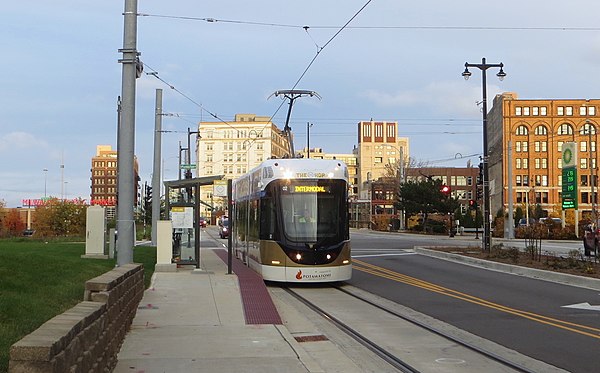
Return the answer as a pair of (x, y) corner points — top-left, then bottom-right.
(219, 219), (229, 239)
(199, 217), (208, 228)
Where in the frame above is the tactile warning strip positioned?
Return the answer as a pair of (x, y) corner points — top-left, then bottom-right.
(213, 249), (283, 325)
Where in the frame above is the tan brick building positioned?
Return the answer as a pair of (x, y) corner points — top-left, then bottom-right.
(488, 92), (599, 220)
(356, 120), (409, 199)
(196, 114), (291, 216)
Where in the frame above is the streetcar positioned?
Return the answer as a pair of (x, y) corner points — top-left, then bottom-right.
(231, 158), (351, 282)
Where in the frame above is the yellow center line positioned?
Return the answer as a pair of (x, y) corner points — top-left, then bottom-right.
(353, 259), (600, 340)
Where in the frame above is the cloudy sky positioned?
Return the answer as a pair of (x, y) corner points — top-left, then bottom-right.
(2, 1), (600, 207)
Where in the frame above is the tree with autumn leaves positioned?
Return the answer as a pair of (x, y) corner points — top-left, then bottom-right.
(33, 198), (87, 237)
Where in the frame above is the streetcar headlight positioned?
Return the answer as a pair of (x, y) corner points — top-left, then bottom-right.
(342, 260), (350, 264)
(326, 254), (331, 260)
(327, 172), (334, 178)
(295, 253), (302, 261)
(271, 260), (281, 265)
(284, 170), (293, 179)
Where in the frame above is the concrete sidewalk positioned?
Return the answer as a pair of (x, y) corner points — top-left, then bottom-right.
(113, 247), (376, 373)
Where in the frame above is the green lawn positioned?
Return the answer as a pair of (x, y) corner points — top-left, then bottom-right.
(0, 239), (156, 372)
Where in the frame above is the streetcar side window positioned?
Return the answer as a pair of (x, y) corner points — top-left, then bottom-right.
(260, 196), (277, 240)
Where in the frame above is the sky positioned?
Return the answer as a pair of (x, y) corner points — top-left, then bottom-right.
(3, 1), (600, 207)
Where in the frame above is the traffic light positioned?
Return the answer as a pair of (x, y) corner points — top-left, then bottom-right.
(476, 186), (483, 200)
(469, 199), (478, 210)
(477, 162), (484, 185)
(441, 185), (450, 195)
(144, 185), (152, 211)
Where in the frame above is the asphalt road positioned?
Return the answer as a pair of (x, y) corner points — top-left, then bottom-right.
(348, 230), (600, 373)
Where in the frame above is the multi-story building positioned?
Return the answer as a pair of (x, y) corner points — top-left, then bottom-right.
(196, 114), (291, 216)
(356, 120), (409, 199)
(405, 167), (479, 213)
(90, 145), (139, 218)
(488, 92), (599, 220)
(297, 147), (359, 197)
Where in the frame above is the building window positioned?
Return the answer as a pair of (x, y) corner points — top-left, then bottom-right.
(534, 141), (540, 152)
(374, 157), (382, 163)
(558, 106), (564, 116)
(566, 106), (573, 116)
(515, 142), (521, 152)
(523, 107), (530, 116)
(581, 175), (588, 186)
(580, 123), (596, 135)
(534, 125), (548, 135)
(557, 158), (562, 169)
(558, 141), (563, 152)
(542, 175), (548, 186)
(542, 159), (547, 169)
(516, 125), (528, 135)
(516, 175), (522, 186)
(532, 107), (539, 116)
(557, 123), (573, 135)
(515, 107), (522, 116)
(540, 107), (547, 115)
(582, 192), (589, 204)
(523, 159), (529, 169)
(467, 176), (472, 186)
(522, 141), (528, 152)
(516, 158), (521, 169)
(591, 106), (596, 116)
(523, 175), (529, 186)
(581, 158), (588, 169)
(581, 141), (588, 152)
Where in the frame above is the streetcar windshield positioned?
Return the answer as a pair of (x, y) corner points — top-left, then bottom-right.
(279, 180), (346, 243)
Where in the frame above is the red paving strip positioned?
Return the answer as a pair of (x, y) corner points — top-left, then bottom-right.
(213, 249), (283, 325)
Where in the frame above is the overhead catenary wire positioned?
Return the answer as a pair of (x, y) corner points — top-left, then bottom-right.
(138, 13), (600, 32)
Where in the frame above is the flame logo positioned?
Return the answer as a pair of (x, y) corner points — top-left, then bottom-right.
(296, 270), (303, 280)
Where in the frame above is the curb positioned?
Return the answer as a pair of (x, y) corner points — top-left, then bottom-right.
(415, 247), (600, 291)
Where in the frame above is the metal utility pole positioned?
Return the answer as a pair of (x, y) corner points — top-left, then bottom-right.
(116, 0), (139, 265)
(151, 89), (162, 246)
(269, 90), (321, 158)
(588, 120), (597, 224)
(462, 58), (506, 252)
(307, 122), (313, 158)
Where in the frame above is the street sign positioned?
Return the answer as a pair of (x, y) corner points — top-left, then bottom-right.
(213, 180), (228, 197)
(180, 164), (196, 170)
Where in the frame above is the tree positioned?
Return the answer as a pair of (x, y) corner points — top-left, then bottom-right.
(34, 198), (87, 237)
(396, 178), (459, 231)
(3, 209), (25, 237)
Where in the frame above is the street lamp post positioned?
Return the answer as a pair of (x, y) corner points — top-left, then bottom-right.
(43, 168), (48, 198)
(586, 120), (597, 224)
(462, 57), (506, 252)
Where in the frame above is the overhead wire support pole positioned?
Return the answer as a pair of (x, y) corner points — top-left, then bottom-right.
(462, 57), (506, 253)
(269, 90), (321, 158)
(151, 88), (162, 246)
(116, 0), (140, 265)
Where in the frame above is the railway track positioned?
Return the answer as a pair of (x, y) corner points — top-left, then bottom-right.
(283, 284), (556, 373)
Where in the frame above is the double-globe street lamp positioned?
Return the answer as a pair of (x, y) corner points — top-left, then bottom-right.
(462, 57), (506, 252)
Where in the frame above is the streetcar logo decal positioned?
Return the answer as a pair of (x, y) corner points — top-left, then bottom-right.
(295, 269), (333, 281)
